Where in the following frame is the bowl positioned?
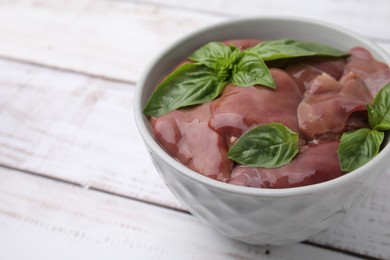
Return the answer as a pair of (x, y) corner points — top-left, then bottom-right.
(134, 17), (390, 245)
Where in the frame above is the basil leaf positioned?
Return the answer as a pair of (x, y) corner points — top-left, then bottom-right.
(231, 53), (276, 89)
(247, 38), (348, 61)
(368, 83), (390, 131)
(143, 64), (226, 116)
(189, 42), (240, 72)
(338, 128), (384, 172)
(227, 123), (299, 168)
(367, 104), (381, 130)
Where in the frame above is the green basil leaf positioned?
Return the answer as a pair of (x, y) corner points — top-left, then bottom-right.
(227, 123), (299, 168)
(368, 83), (390, 131)
(247, 38), (348, 61)
(338, 128), (384, 172)
(367, 104), (381, 130)
(143, 63), (226, 116)
(189, 42), (240, 72)
(231, 53), (276, 89)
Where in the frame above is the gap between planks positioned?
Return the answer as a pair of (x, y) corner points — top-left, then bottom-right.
(0, 164), (379, 260)
(0, 163), (188, 215)
(112, 0), (236, 19)
(0, 54), (136, 86)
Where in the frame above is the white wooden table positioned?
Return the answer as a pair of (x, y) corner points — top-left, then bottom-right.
(1, 1), (390, 259)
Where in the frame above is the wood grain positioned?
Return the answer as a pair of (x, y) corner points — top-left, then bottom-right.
(0, 0), (389, 83)
(0, 168), (360, 260)
(142, 0), (390, 41)
(312, 172), (390, 259)
(0, 57), (181, 209)
(0, 0), (223, 82)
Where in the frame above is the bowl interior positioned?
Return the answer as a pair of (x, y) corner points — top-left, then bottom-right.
(135, 17), (390, 196)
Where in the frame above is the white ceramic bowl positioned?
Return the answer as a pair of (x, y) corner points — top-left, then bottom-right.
(134, 17), (390, 245)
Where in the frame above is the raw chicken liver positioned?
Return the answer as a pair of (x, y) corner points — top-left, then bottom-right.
(150, 103), (232, 182)
(149, 40), (389, 188)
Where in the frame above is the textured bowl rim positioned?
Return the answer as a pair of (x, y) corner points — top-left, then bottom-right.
(134, 16), (390, 197)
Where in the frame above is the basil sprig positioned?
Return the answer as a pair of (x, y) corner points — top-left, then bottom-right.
(144, 39), (347, 117)
(144, 42), (274, 116)
(227, 123), (299, 168)
(189, 42), (240, 72)
(246, 38), (348, 61)
(338, 83), (390, 172)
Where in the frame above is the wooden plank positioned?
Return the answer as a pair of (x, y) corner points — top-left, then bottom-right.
(0, 0), (223, 82)
(0, 167), (361, 260)
(142, 0), (390, 42)
(0, 0), (389, 84)
(311, 171), (390, 259)
(0, 57), (181, 209)
(1, 57), (390, 258)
